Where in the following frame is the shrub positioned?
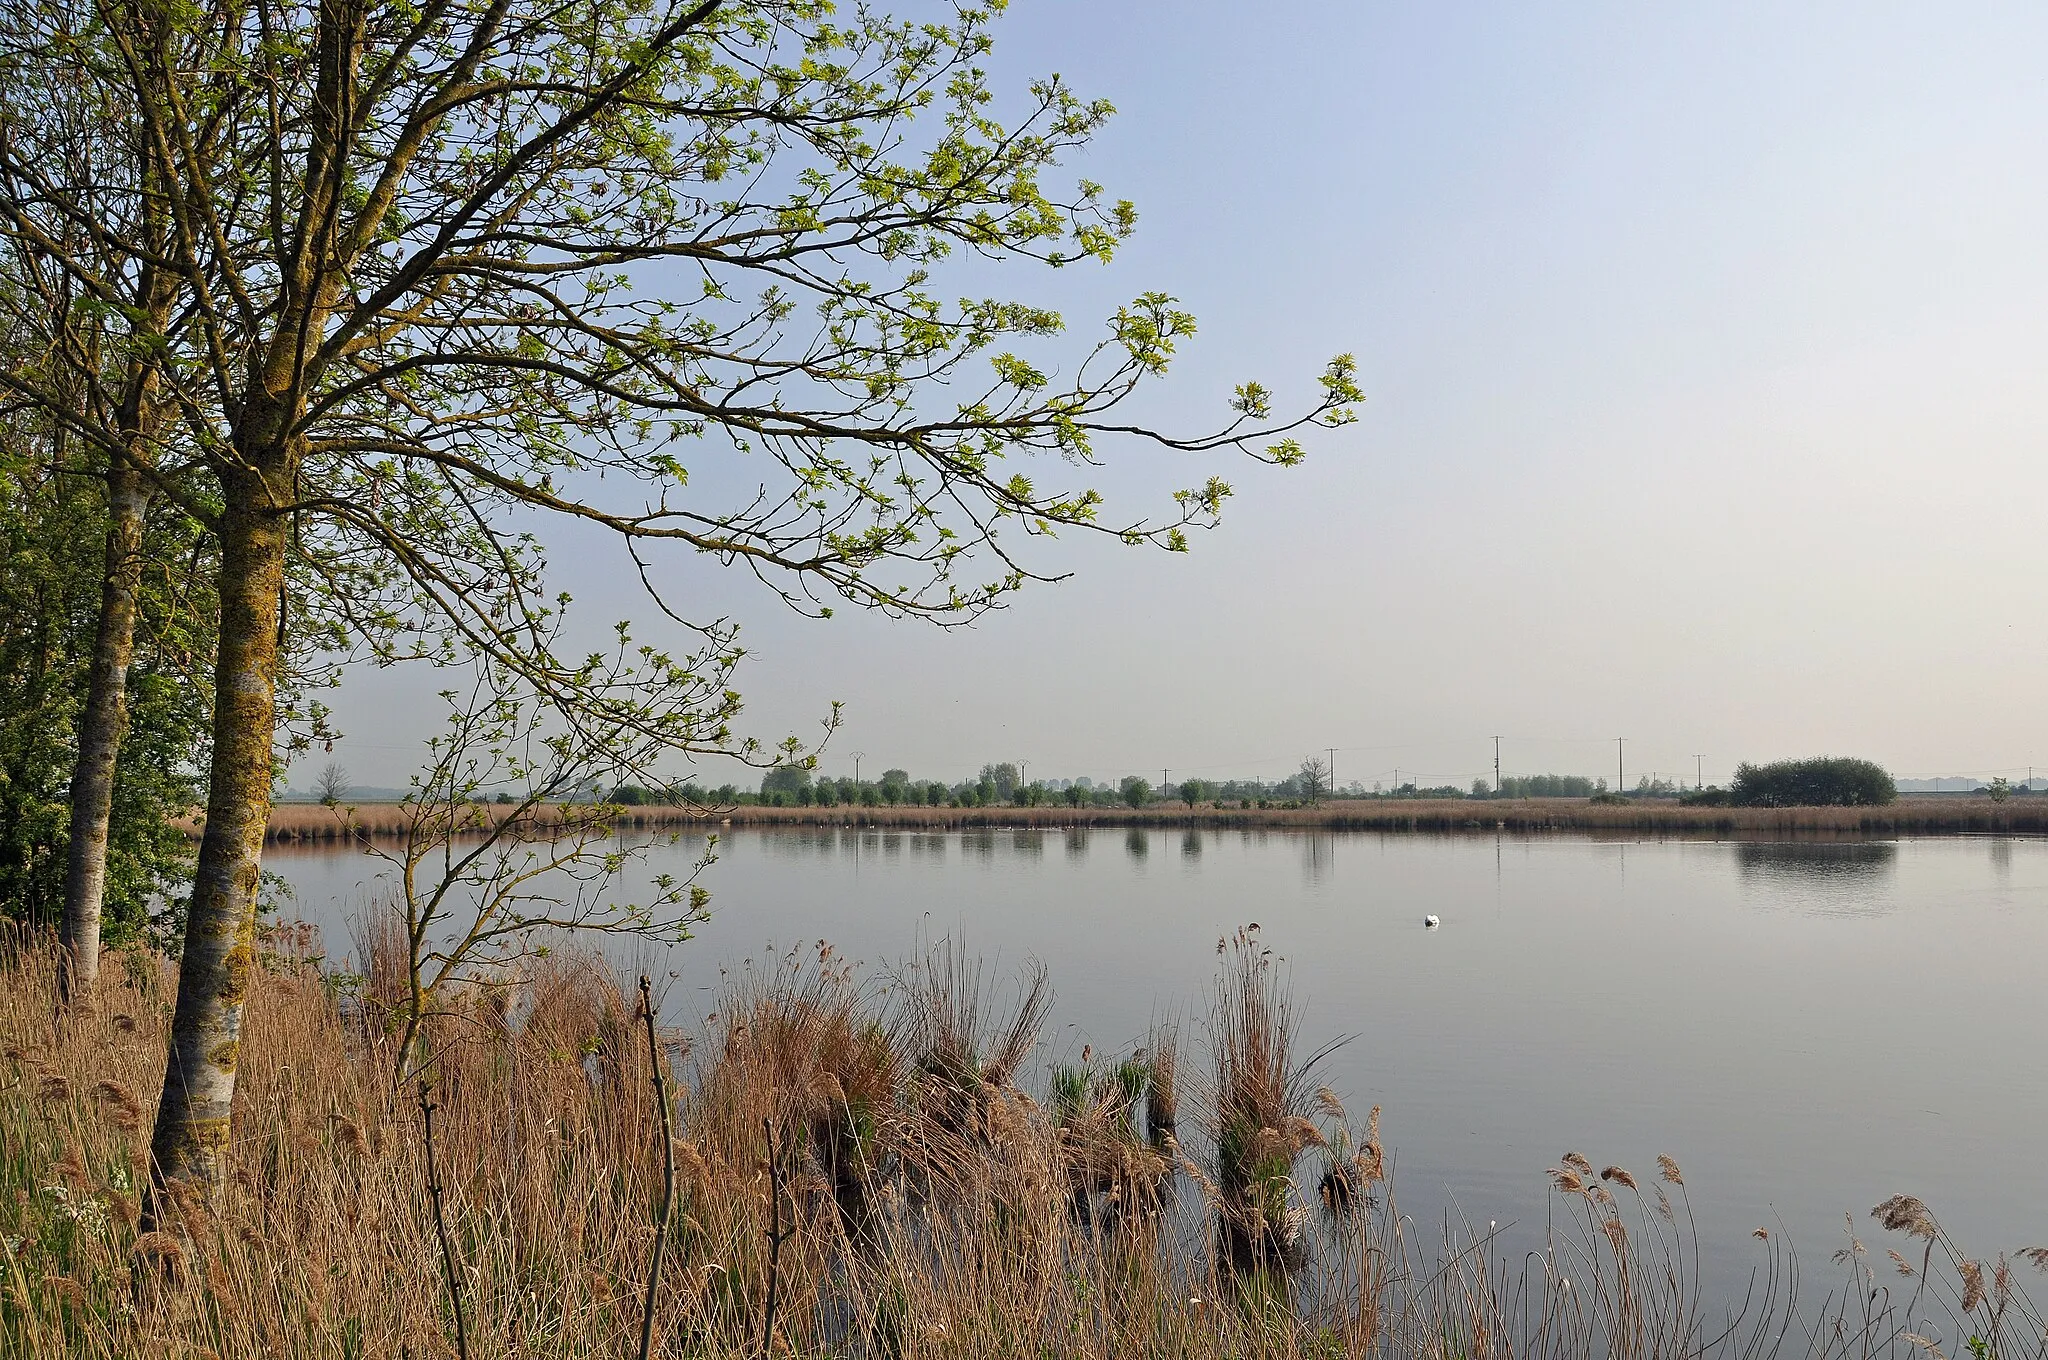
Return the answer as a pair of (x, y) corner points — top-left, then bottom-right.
(1730, 757), (1896, 807)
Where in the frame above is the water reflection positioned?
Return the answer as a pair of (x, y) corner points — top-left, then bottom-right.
(1125, 828), (1150, 863)
(1064, 828), (1088, 861)
(1990, 838), (2013, 883)
(1181, 831), (1203, 860)
(1300, 831), (1334, 883)
(1011, 829), (1045, 858)
(1735, 841), (1899, 916)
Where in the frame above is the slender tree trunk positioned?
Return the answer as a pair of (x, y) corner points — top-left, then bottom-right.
(145, 482), (287, 1202)
(58, 457), (151, 1004)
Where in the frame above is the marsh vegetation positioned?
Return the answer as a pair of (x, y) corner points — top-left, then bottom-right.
(4, 921), (2042, 1358)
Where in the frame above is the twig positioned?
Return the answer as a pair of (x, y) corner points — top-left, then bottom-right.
(418, 1079), (472, 1360)
(639, 975), (676, 1360)
(761, 1115), (791, 1358)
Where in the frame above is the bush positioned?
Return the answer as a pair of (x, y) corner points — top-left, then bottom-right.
(1730, 757), (1895, 807)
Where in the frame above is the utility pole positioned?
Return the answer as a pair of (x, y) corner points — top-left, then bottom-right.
(1329, 748), (1337, 800)
(852, 751), (865, 786)
(1694, 754), (1705, 791)
(1162, 767), (1168, 798)
(1493, 736), (1501, 798)
(1616, 738), (1624, 794)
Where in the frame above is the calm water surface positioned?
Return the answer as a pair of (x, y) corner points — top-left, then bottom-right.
(268, 828), (2048, 1275)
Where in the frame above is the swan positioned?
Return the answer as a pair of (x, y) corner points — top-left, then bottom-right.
(1423, 914), (1440, 928)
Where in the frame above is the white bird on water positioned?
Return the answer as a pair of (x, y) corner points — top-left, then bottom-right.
(1423, 914), (1440, 928)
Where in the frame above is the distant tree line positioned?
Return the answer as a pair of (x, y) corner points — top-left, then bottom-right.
(610, 755), (1918, 812)
(603, 762), (1730, 810)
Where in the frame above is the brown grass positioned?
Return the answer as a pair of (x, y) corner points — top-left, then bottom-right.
(246, 796), (2048, 844)
(0, 927), (2040, 1359)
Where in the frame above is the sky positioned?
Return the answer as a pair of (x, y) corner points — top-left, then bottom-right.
(322, 0), (2048, 795)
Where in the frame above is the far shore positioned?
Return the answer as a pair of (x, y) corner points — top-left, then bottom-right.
(242, 795), (2048, 844)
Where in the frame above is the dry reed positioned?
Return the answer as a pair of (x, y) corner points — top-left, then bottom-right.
(247, 796), (2048, 844)
(0, 925), (2040, 1359)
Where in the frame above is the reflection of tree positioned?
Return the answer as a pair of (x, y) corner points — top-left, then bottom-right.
(1300, 831), (1335, 883)
(1126, 828), (1151, 862)
(1735, 841), (1898, 883)
(1064, 829), (1089, 861)
(1734, 842), (1898, 915)
(1182, 831), (1204, 860)
(1011, 830), (1046, 858)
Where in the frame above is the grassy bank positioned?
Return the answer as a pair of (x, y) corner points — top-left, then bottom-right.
(1, 929), (2032, 1358)
(255, 796), (2048, 844)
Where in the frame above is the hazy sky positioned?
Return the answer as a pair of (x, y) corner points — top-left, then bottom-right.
(324, 1), (2048, 793)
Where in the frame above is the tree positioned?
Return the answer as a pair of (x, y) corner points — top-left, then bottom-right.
(0, 41), (207, 1003)
(361, 645), (715, 1081)
(0, 405), (213, 955)
(315, 762), (351, 807)
(4, 0), (1356, 1204)
(1730, 757), (1896, 808)
(761, 763), (813, 801)
(1179, 778), (1213, 808)
(1297, 756), (1330, 804)
(1989, 776), (2012, 804)
(1120, 776), (1152, 808)
(980, 763), (1021, 802)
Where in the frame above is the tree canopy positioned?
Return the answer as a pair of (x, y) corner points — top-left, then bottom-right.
(1730, 757), (1896, 808)
(0, 0), (1357, 1206)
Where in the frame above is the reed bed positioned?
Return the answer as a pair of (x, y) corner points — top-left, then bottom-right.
(2, 927), (2042, 1359)
(250, 797), (2048, 844)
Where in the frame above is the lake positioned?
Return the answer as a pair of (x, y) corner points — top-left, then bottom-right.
(266, 826), (2048, 1281)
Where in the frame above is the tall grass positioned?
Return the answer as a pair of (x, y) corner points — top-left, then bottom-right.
(1, 925), (2042, 1358)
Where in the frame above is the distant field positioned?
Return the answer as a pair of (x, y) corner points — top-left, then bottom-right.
(245, 796), (2048, 842)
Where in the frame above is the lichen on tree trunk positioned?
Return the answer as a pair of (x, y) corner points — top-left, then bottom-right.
(145, 484), (287, 1200)
(59, 458), (151, 1005)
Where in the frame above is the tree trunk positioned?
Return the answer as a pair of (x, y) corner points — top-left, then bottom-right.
(145, 485), (287, 1201)
(58, 457), (151, 1005)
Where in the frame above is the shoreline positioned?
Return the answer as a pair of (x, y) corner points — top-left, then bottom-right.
(249, 795), (2048, 844)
